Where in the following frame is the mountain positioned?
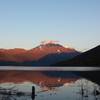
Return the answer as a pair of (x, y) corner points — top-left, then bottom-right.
(55, 45), (100, 66)
(0, 42), (80, 66)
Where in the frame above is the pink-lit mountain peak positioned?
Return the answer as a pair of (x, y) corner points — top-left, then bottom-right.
(34, 40), (69, 49)
(40, 40), (59, 45)
(0, 41), (80, 63)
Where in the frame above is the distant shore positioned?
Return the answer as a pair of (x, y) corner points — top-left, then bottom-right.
(0, 66), (100, 71)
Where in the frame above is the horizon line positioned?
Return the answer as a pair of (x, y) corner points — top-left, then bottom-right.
(0, 43), (99, 52)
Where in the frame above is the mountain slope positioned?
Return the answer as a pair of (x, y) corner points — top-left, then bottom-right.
(21, 52), (80, 66)
(0, 43), (80, 66)
(55, 45), (100, 66)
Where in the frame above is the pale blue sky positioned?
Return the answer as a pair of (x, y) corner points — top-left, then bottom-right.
(0, 0), (100, 51)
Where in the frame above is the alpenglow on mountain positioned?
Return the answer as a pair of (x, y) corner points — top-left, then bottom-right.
(0, 42), (80, 66)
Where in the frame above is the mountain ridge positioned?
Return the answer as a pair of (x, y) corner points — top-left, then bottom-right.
(0, 43), (80, 66)
(54, 45), (100, 66)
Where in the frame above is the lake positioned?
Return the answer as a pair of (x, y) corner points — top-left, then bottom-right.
(0, 66), (100, 100)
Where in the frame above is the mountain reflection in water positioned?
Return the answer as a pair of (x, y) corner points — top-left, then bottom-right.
(0, 71), (100, 100)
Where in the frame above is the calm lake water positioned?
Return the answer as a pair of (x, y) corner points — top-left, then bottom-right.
(0, 67), (100, 100)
